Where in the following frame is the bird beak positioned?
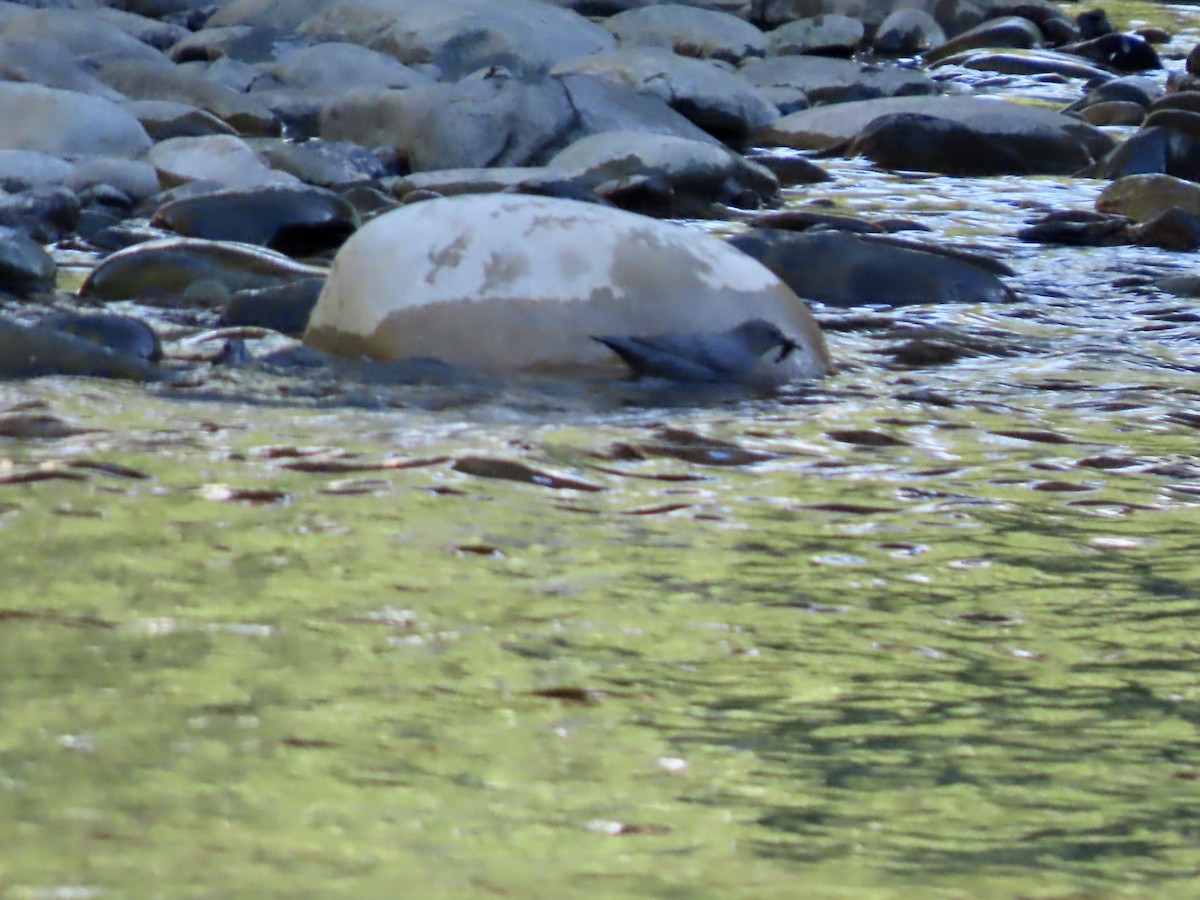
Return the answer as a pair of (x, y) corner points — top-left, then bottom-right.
(775, 339), (798, 363)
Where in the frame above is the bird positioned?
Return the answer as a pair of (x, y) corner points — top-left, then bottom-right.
(591, 318), (800, 383)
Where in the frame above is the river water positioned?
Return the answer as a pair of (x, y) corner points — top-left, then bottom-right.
(3, 9), (1200, 898)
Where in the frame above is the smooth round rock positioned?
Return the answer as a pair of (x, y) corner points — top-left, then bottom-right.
(43, 312), (163, 362)
(80, 237), (326, 303)
(304, 194), (829, 378)
(150, 184), (359, 255)
(1096, 174), (1200, 222)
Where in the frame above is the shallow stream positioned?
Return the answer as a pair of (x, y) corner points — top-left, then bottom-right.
(4, 6), (1200, 897)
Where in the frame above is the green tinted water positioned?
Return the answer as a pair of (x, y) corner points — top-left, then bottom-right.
(2, 343), (1199, 897)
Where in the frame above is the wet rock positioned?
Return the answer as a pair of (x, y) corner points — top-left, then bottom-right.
(547, 131), (779, 215)
(221, 277), (324, 336)
(1062, 33), (1160, 73)
(1017, 210), (1131, 246)
(304, 193), (829, 377)
(767, 15), (863, 58)
(874, 9), (945, 56)
(604, 5), (766, 64)
(727, 228), (1015, 307)
(295, 0), (615, 78)
(320, 72), (716, 174)
(1068, 75), (1160, 112)
(923, 15), (1044, 66)
(1076, 8), (1115, 40)
(1088, 109), (1200, 181)
(42, 312), (163, 362)
(1077, 102), (1146, 127)
(95, 59), (281, 137)
(750, 209), (887, 233)
(0, 230), (56, 295)
(146, 134), (299, 189)
(1096, 173), (1200, 222)
(739, 56), (938, 112)
(150, 184), (359, 255)
(1131, 207), (1200, 251)
(0, 83), (151, 158)
(1150, 91), (1200, 116)
(0, 186), (80, 243)
(80, 237), (326, 304)
(554, 47), (779, 143)
(758, 95), (1114, 175)
(0, 316), (165, 381)
(744, 150), (831, 185)
(930, 48), (1114, 81)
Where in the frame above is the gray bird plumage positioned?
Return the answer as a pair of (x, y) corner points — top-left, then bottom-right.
(591, 318), (800, 383)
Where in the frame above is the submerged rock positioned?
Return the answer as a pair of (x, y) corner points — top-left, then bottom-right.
(0, 316), (166, 381)
(728, 228), (1015, 307)
(80, 237), (326, 303)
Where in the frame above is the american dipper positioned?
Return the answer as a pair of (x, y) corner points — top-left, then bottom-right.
(591, 318), (799, 383)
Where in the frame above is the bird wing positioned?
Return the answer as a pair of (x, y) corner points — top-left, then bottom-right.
(591, 335), (728, 382)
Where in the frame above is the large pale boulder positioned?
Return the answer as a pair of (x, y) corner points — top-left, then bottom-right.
(304, 194), (830, 378)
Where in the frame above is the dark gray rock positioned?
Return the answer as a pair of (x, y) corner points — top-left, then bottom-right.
(728, 228), (1015, 307)
(554, 46), (779, 142)
(0, 316), (166, 381)
(930, 48), (1115, 81)
(221, 277), (324, 336)
(150, 184), (359, 255)
(42, 312), (163, 361)
(0, 230), (56, 295)
(80, 237), (327, 303)
(0, 186), (80, 243)
(757, 95), (1114, 175)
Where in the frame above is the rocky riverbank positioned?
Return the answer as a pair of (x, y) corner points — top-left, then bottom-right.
(0, 0), (1195, 395)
